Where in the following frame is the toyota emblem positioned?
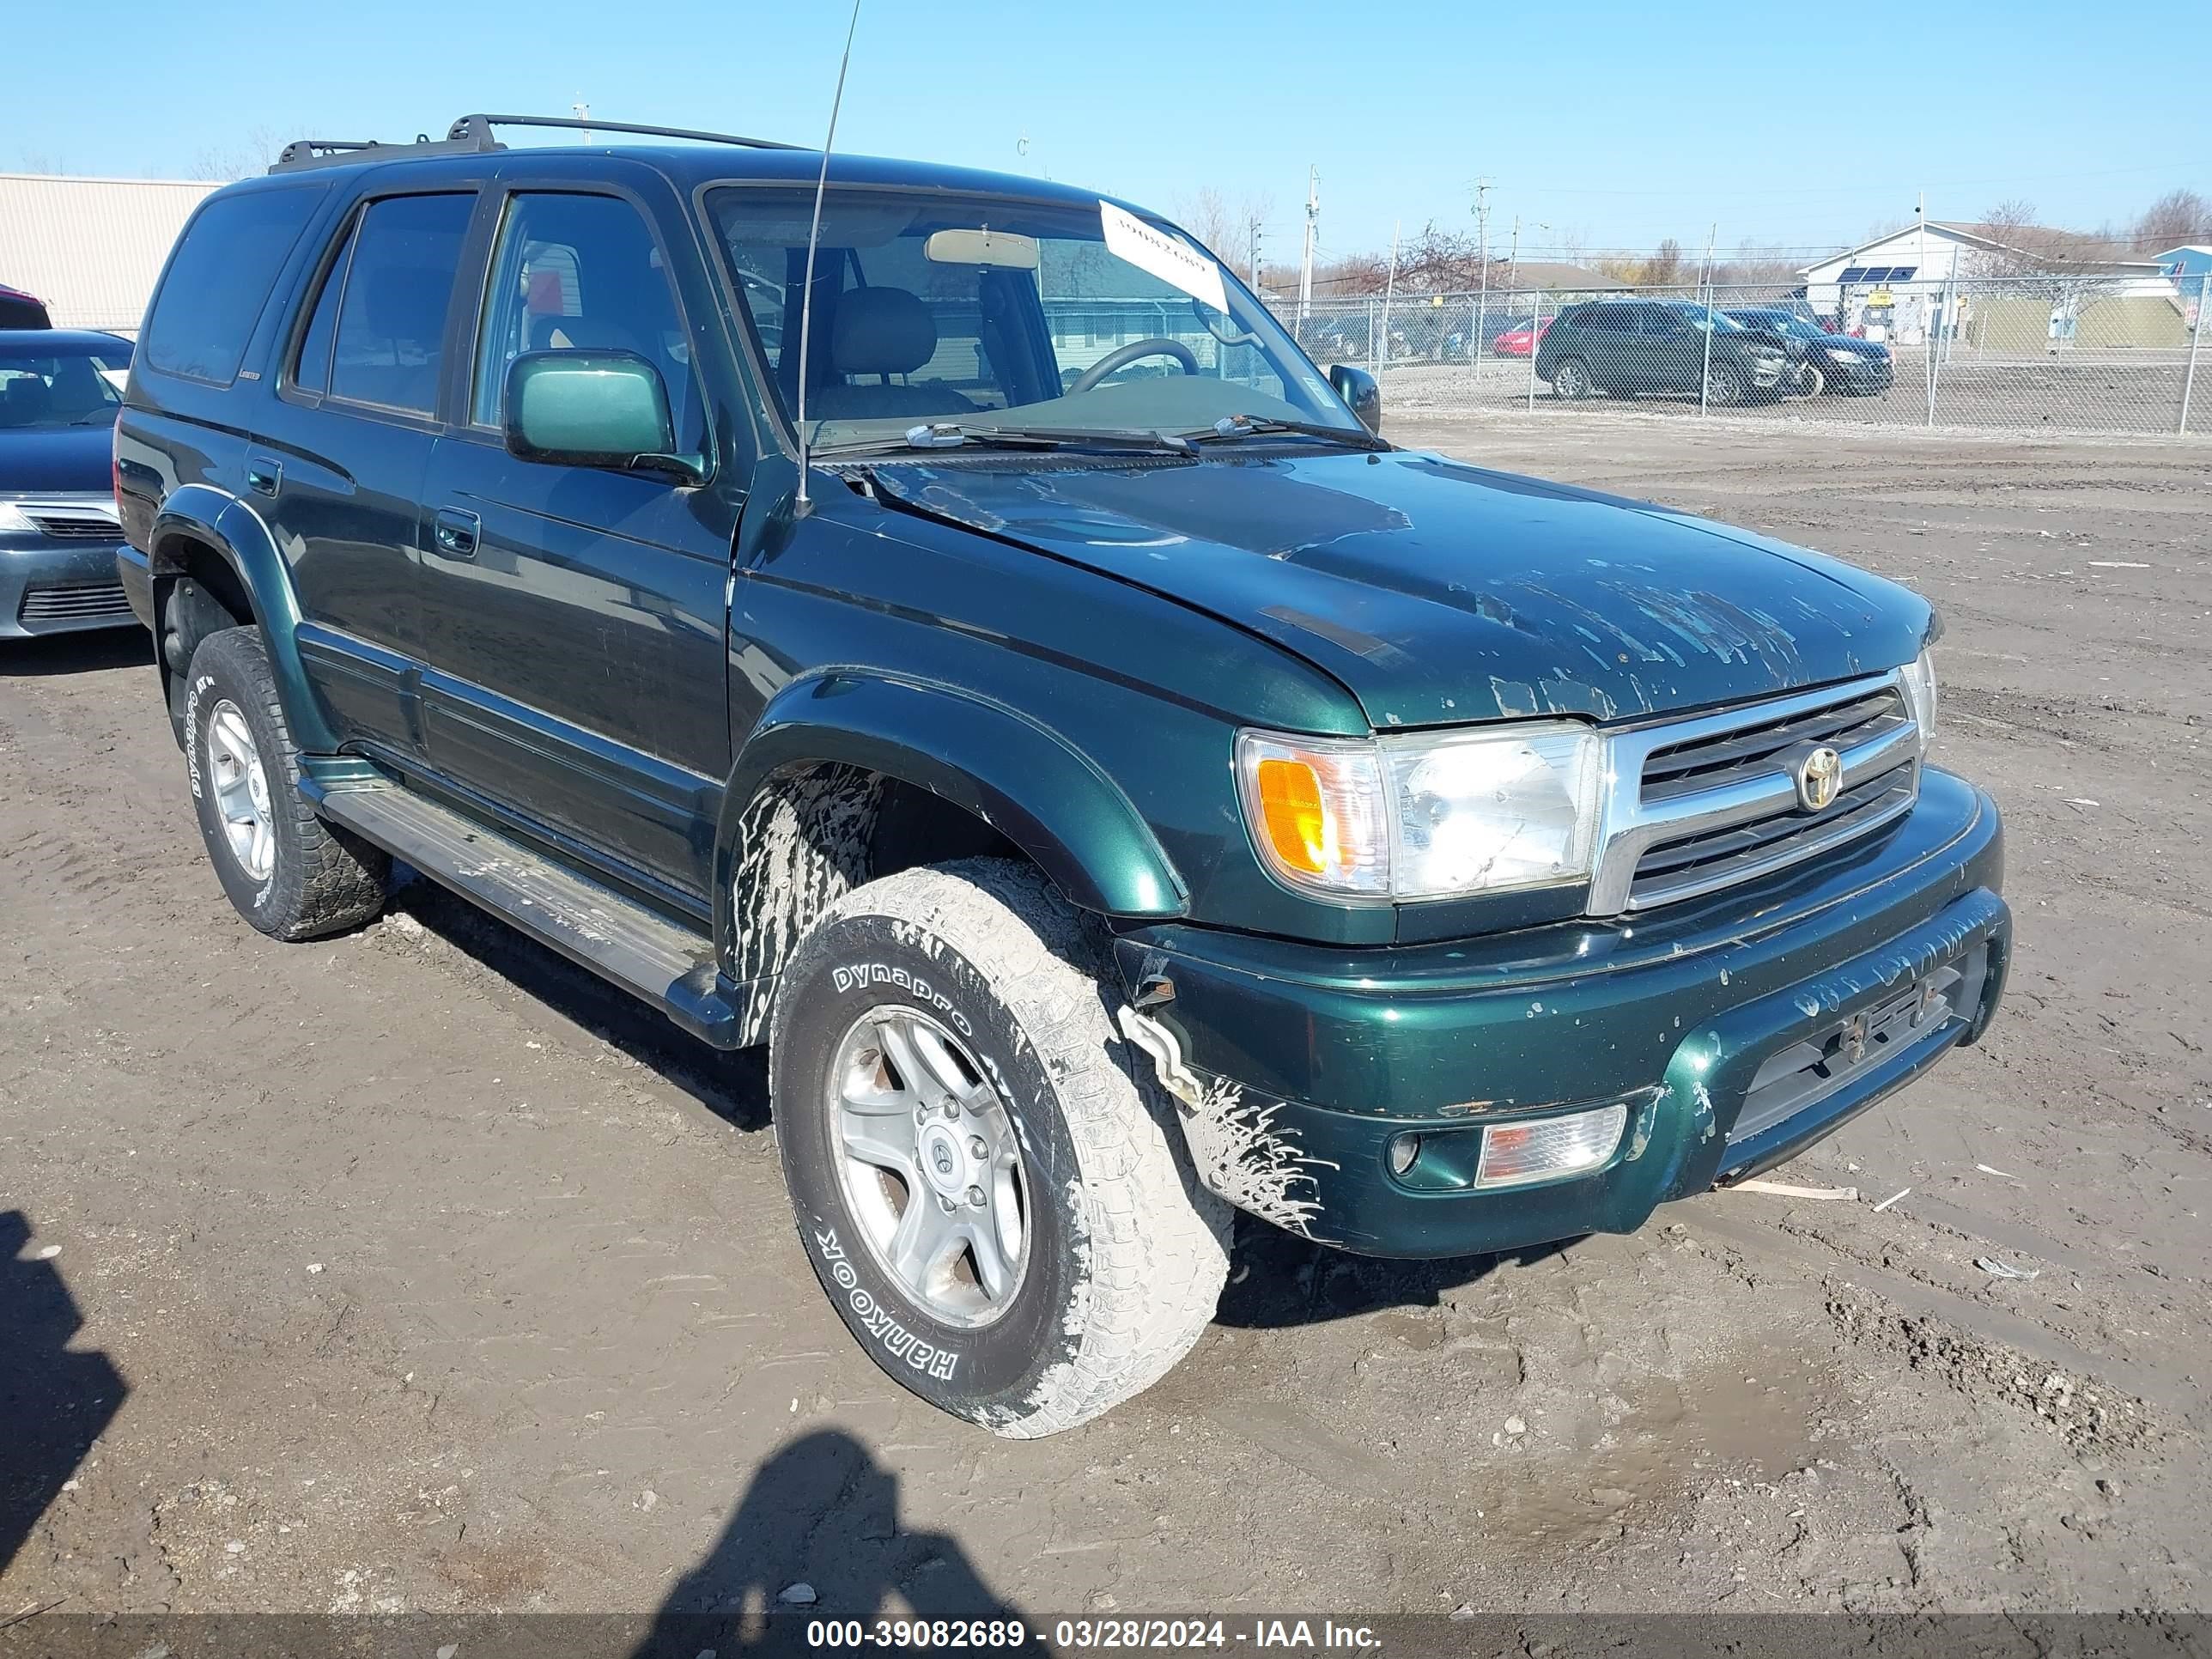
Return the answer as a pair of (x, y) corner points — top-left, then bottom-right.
(1795, 744), (1843, 812)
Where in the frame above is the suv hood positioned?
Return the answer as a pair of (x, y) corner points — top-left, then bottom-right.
(868, 449), (1930, 728)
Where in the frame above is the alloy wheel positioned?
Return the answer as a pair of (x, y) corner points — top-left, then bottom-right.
(829, 1006), (1031, 1327)
(205, 699), (275, 882)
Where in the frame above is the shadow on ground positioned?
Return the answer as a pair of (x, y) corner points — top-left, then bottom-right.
(1214, 1218), (1576, 1328)
(392, 877), (774, 1133)
(0, 1209), (126, 1574)
(629, 1428), (1026, 1653)
(0, 629), (153, 678)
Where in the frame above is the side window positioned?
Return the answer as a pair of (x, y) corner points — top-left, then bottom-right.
(471, 191), (700, 441)
(291, 217), (359, 396)
(327, 193), (475, 416)
(1579, 307), (1630, 333)
(143, 185), (323, 385)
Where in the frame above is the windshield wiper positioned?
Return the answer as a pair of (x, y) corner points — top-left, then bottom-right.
(814, 422), (1191, 459)
(1178, 413), (1389, 452)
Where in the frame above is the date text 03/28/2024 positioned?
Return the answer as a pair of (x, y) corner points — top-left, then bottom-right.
(805, 1619), (1381, 1650)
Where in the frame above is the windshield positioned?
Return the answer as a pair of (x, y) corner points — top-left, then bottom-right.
(1737, 311), (1821, 340)
(0, 339), (131, 430)
(707, 186), (1361, 450)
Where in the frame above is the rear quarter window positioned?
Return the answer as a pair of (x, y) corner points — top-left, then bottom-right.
(143, 185), (325, 386)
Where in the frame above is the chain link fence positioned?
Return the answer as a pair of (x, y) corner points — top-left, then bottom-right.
(1271, 273), (2212, 440)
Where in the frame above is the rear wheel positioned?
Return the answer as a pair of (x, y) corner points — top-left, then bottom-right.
(770, 859), (1231, 1437)
(1552, 357), (1593, 399)
(183, 627), (388, 939)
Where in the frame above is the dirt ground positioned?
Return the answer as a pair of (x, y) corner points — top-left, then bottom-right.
(3, 418), (2208, 1626)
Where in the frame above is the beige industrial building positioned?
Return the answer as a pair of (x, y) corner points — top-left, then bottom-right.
(0, 173), (222, 337)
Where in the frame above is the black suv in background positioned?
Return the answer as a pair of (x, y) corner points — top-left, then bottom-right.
(1535, 300), (1794, 405)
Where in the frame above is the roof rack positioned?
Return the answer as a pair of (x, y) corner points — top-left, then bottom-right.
(453, 112), (801, 152)
(269, 117), (504, 173)
(269, 112), (799, 175)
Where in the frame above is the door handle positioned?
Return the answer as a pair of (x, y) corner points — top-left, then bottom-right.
(433, 507), (480, 559)
(246, 459), (282, 497)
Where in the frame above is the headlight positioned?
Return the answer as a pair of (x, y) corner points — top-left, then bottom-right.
(1826, 347), (1861, 363)
(0, 501), (40, 534)
(1236, 724), (1604, 901)
(1898, 649), (1938, 755)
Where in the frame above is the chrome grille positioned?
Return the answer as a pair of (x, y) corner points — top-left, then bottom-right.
(1588, 672), (1921, 915)
(22, 507), (122, 540)
(18, 580), (135, 623)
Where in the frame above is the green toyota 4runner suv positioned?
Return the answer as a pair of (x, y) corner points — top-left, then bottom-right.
(113, 116), (2008, 1436)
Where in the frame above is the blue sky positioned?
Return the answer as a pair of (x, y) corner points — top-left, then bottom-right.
(10, 0), (2206, 265)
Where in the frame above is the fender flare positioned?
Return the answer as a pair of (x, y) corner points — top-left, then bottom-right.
(147, 485), (338, 754)
(715, 670), (1188, 942)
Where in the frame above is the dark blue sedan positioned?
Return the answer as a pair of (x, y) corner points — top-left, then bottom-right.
(1, 329), (139, 636)
(1725, 307), (1893, 398)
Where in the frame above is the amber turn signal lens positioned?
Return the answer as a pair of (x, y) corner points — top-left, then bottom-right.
(1254, 757), (1328, 874)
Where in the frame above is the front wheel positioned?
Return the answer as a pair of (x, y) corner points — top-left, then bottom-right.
(1704, 363), (1747, 407)
(1789, 361), (1827, 399)
(183, 627), (388, 939)
(770, 859), (1231, 1437)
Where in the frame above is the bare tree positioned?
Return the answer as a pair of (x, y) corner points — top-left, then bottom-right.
(187, 126), (281, 182)
(1970, 200), (2051, 274)
(1642, 238), (1686, 290)
(1170, 188), (1274, 284)
(2132, 187), (2212, 254)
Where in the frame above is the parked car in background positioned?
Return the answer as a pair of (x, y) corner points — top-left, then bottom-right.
(1534, 300), (1793, 405)
(1725, 307), (1893, 398)
(1, 329), (140, 636)
(0, 283), (53, 331)
(1491, 315), (1549, 357)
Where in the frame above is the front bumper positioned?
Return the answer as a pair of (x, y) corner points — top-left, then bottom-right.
(0, 534), (139, 637)
(1830, 355), (1894, 393)
(1113, 769), (2007, 1258)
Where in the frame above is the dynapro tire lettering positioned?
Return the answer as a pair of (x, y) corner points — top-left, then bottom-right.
(814, 1225), (960, 1380)
(830, 963), (974, 1038)
(185, 673), (213, 800)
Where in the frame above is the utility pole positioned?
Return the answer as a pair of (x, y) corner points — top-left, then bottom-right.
(1507, 216), (1521, 293)
(1378, 218), (1401, 380)
(1297, 166), (1318, 328)
(1473, 178), (1492, 368)
(573, 100), (592, 144)
(1247, 213), (1263, 293)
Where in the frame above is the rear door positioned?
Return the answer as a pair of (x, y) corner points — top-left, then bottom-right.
(415, 173), (738, 902)
(254, 189), (478, 759)
(1636, 304), (1698, 394)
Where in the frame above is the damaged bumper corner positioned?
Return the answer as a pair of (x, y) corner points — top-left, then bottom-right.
(1112, 769), (2009, 1260)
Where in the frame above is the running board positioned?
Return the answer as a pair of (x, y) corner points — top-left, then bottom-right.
(315, 782), (748, 1048)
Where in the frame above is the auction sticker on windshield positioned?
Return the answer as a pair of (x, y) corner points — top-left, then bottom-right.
(1102, 201), (1228, 313)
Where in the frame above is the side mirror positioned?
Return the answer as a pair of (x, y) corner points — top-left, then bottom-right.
(1328, 363), (1382, 435)
(505, 349), (706, 484)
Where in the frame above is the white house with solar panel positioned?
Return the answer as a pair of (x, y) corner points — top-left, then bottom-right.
(1799, 219), (2179, 348)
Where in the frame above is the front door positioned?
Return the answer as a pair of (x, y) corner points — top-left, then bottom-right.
(416, 185), (737, 900)
(255, 190), (478, 760)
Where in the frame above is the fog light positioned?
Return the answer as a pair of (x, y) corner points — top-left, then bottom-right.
(1475, 1103), (1629, 1189)
(1387, 1133), (1421, 1176)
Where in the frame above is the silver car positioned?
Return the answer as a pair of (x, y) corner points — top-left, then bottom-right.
(2, 330), (139, 637)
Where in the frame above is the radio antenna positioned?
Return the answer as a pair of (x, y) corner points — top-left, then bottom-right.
(793, 0), (862, 514)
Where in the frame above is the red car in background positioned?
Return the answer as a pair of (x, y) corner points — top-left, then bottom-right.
(0, 283), (54, 330)
(1492, 315), (1551, 357)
